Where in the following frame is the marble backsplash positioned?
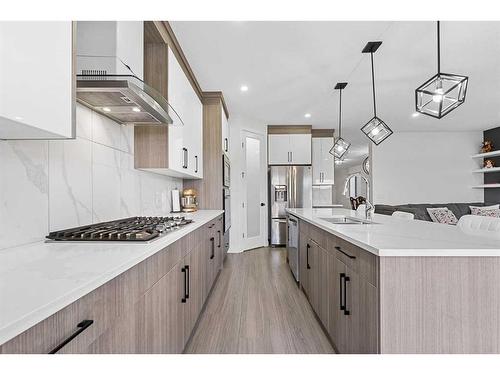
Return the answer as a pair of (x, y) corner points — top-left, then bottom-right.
(0, 104), (182, 250)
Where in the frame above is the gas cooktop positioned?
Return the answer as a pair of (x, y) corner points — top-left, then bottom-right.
(46, 216), (193, 242)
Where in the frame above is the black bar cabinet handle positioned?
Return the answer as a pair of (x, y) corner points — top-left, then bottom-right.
(210, 237), (215, 259)
(181, 266), (188, 303)
(339, 273), (345, 311)
(344, 275), (351, 316)
(306, 243), (311, 269)
(224, 138), (228, 152)
(49, 320), (94, 354)
(335, 246), (356, 259)
(217, 230), (221, 248)
(186, 265), (190, 300)
(195, 155), (198, 173)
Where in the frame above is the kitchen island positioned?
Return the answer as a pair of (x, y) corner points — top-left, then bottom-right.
(287, 208), (500, 354)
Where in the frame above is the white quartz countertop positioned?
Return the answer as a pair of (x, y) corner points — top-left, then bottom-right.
(0, 210), (223, 346)
(286, 208), (500, 257)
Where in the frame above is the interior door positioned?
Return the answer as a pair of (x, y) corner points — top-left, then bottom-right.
(241, 130), (267, 251)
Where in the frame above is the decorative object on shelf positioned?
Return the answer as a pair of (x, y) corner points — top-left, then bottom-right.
(330, 82), (351, 159)
(360, 41), (393, 145)
(415, 21), (469, 119)
(481, 140), (494, 154)
(484, 159), (496, 169)
(362, 156), (370, 175)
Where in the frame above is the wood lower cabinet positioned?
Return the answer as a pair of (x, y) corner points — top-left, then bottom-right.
(0, 215), (223, 354)
(300, 219), (379, 354)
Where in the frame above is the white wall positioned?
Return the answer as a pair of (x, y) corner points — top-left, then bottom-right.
(0, 104), (183, 251)
(228, 114), (267, 253)
(371, 131), (484, 205)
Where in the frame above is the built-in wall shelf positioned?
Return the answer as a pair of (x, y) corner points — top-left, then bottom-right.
(471, 150), (500, 159)
(473, 167), (500, 174)
(472, 184), (500, 189)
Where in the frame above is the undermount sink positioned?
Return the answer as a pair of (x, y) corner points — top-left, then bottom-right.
(318, 216), (374, 225)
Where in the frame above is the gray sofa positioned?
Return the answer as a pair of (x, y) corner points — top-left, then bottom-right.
(375, 202), (495, 222)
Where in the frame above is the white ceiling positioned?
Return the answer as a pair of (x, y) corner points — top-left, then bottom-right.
(170, 21), (500, 164)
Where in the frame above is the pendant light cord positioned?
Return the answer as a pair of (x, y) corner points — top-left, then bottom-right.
(370, 52), (377, 117)
(338, 88), (342, 138)
(437, 20), (441, 73)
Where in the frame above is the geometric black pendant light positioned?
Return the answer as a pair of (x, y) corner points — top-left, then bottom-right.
(329, 82), (350, 159)
(360, 41), (393, 145)
(415, 21), (468, 119)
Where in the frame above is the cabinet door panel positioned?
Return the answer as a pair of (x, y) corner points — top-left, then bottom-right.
(308, 242), (320, 314)
(138, 263), (184, 353)
(320, 138), (335, 183)
(349, 272), (378, 354)
(268, 134), (291, 164)
(289, 134), (311, 164)
(328, 257), (348, 353)
(312, 138), (322, 184)
(299, 231), (309, 295)
(317, 246), (329, 328)
(0, 22), (74, 139)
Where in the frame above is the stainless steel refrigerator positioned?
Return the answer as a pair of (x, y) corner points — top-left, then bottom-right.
(269, 166), (312, 246)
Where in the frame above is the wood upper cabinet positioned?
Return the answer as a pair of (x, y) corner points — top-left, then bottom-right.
(312, 137), (334, 184)
(134, 22), (203, 179)
(222, 110), (229, 155)
(268, 132), (312, 165)
(0, 22), (75, 140)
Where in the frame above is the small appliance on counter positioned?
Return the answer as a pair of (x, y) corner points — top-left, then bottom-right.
(181, 188), (198, 212)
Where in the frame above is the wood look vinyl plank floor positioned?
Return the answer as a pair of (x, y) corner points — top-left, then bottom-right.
(185, 247), (334, 354)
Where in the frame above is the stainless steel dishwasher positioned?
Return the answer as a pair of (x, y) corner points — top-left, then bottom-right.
(287, 215), (299, 282)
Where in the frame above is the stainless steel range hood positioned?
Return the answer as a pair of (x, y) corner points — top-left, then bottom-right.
(77, 72), (180, 126)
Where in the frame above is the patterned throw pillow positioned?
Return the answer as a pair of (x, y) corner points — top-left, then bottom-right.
(426, 207), (458, 225)
(470, 205), (499, 215)
(471, 208), (500, 218)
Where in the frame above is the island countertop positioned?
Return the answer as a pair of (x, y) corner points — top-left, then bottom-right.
(0, 210), (223, 346)
(286, 208), (500, 257)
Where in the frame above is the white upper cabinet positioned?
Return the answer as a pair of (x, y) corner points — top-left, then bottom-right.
(222, 110), (229, 156)
(0, 22), (75, 139)
(312, 137), (334, 184)
(289, 133), (312, 164)
(167, 47), (203, 179)
(268, 134), (291, 164)
(268, 133), (311, 165)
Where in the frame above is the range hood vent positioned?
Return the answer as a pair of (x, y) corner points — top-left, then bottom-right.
(76, 55), (183, 126)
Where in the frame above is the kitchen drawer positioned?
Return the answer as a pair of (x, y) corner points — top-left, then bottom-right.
(335, 238), (378, 287)
(0, 279), (117, 354)
(309, 225), (328, 250)
(299, 219), (310, 238)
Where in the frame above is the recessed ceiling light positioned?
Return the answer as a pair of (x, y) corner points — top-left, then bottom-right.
(132, 107), (141, 112)
(14, 116), (23, 121)
(412, 112), (420, 118)
(304, 113), (312, 118)
(240, 85), (249, 92)
(103, 107), (111, 112)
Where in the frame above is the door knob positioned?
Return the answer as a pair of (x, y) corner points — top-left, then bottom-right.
(260, 203), (266, 206)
